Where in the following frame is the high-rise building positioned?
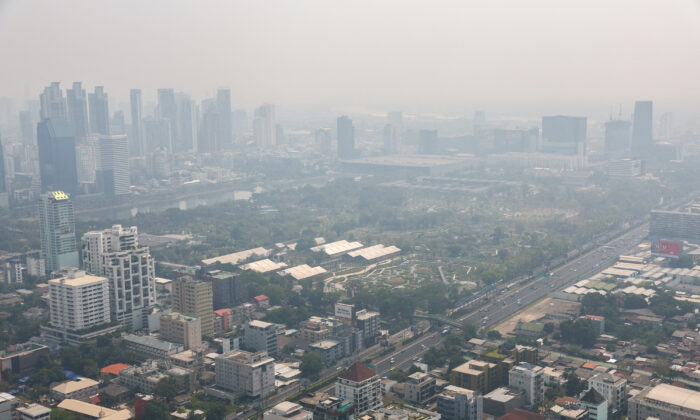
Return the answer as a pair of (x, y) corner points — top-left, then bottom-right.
(604, 120), (631, 159)
(206, 271), (242, 309)
(48, 271), (111, 332)
(198, 99), (219, 153)
(243, 320), (278, 357)
(171, 275), (214, 337)
(419, 129), (438, 154)
(37, 118), (78, 195)
(19, 111), (34, 144)
(40, 82), (67, 120)
(159, 312), (202, 350)
(541, 116), (587, 155)
(215, 350), (276, 398)
(335, 362), (381, 415)
(111, 110), (126, 134)
(88, 86), (110, 135)
(232, 109), (247, 139)
(81, 225), (156, 330)
(217, 89), (232, 147)
(76, 134), (98, 185)
(628, 384), (700, 420)
(38, 191), (79, 274)
(404, 372), (436, 405)
(650, 210), (700, 242)
(436, 385), (483, 420)
(0, 140), (6, 195)
(337, 116), (355, 159)
(254, 104), (276, 148)
(157, 88), (178, 152)
(315, 128), (333, 156)
(631, 101), (653, 159)
(66, 82), (89, 139)
(177, 94), (197, 152)
(587, 373), (627, 415)
(383, 124), (400, 154)
(96, 134), (130, 196)
(658, 112), (673, 140)
(508, 363), (544, 407)
(130, 89), (144, 157)
(143, 118), (172, 153)
(388, 112), (403, 132)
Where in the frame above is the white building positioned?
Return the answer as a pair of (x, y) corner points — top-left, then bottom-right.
(508, 362), (544, 407)
(437, 385), (483, 420)
(244, 320), (278, 357)
(0, 393), (18, 420)
(215, 350), (276, 399)
(17, 403), (51, 420)
(264, 402), (313, 420)
(335, 361), (381, 415)
(81, 225), (155, 330)
(628, 383), (700, 420)
(97, 134), (130, 196)
(588, 373), (627, 414)
(38, 191), (79, 274)
(48, 271), (111, 332)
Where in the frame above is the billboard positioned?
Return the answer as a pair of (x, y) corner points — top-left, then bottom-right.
(651, 239), (681, 258)
(334, 303), (354, 320)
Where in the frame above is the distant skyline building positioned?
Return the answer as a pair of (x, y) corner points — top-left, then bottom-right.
(88, 86), (110, 135)
(19, 110), (34, 144)
(157, 88), (178, 152)
(419, 129), (438, 154)
(66, 82), (89, 139)
(631, 100), (653, 159)
(40, 82), (67, 120)
(337, 116), (355, 159)
(604, 120), (632, 159)
(37, 118), (78, 195)
(96, 134), (130, 196)
(232, 109), (247, 139)
(0, 140), (7, 208)
(254, 103), (276, 148)
(198, 99), (219, 153)
(176, 93), (197, 152)
(541, 115), (587, 155)
(217, 88), (232, 147)
(38, 191), (79, 274)
(315, 128), (333, 156)
(383, 124), (400, 154)
(129, 89), (144, 157)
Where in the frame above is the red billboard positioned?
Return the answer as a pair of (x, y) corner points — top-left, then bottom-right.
(651, 239), (681, 258)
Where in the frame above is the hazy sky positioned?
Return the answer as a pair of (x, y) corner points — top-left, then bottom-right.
(1, 0), (700, 118)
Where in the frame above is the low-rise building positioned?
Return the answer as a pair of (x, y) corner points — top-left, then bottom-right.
(404, 372), (436, 405)
(0, 393), (18, 420)
(309, 340), (344, 367)
(51, 377), (99, 402)
(215, 350), (276, 398)
(0, 343), (49, 381)
(119, 360), (195, 394)
(335, 362), (381, 415)
(483, 387), (523, 418)
(244, 320), (278, 357)
(436, 385), (483, 420)
(123, 334), (184, 360)
(56, 399), (131, 420)
(264, 402), (313, 420)
(160, 312), (202, 350)
(365, 403), (440, 420)
(549, 404), (588, 420)
(451, 360), (499, 394)
(578, 388), (607, 420)
(298, 392), (353, 420)
(16, 403), (51, 420)
(628, 383), (700, 420)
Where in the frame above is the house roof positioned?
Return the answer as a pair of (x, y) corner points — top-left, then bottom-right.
(100, 363), (131, 376)
(252, 295), (269, 302)
(497, 408), (545, 420)
(52, 377), (99, 395)
(580, 388), (605, 405)
(339, 361), (376, 383)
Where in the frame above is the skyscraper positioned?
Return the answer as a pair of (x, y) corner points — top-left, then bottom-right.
(0, 140), (7, 209)
(604, 120), (632, 159)
(232, 109), (247, 139)
(217, 89), (232, 147)
(337, 116), (355, 159)
(37, 118), (79, 195)
(66, 82), (89, 139)
(171, 275), (214, 337)
(383, 124), (400, 154)
(631, 100), (653, 159)
(19, 111), (34, 144)
(38, 191), (79, 274)
(315, 128), (332, 156)
(81, 225), (156, 330)
(40, 82), (67, 120)
(96, 134), (130, 196)
(88, 86), (110, 135)
(254, 104), (276, 148)
(157, 88), (178, 152)
(419, 129), (438, 154)
(177, 93), (197, 152)
(198, 99), (219, 153)
(541, 115), (587, 155)
(129, 89), (144, 157)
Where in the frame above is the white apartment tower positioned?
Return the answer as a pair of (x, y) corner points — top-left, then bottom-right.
(215, 350), (276, 399)
(49, 270), (111, 332)
(508, 362), (544, 407)
(81, 225), (155, 330)
(335, 361), (381, 415)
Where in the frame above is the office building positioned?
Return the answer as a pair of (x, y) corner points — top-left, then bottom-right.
(217, 88), (232, 146)
(579, 388), (607, 420)
(587, 373), (627, 415)
(198, 99), (219, 153)
(88, 86), (110, 135)
(631, 101), (653, 159)
(650, 210), (700, 242)
(206, 270), (242, 310)
(130, 89), (144, 156)
(81, 225), (156, 330)
(171, 275), (214, 337)
(157, 88), (178, 152)
(541, 116), (587, 155)
(315, 128), (333, 156)
(96, 134), (130, 196)
(335, 362), (381, 415)
(419, 129), (439, 154)
(111, 110), (126, 134)
(66, 82), (89, 140)
(17, 403), (51, 420)
(337, 116), (355, 159)
(75, 134), (97, 184)
(48, 271), (110, 332)
(19, 111), (35, 145)
(244, 320), (278, 357)
(37, 118), (78, 195)
(254, 103), (276, 148)
(159, 312), (202, 350)
(436, 385), (483, 420)
(265, 402), (313, 420)
(628, 383), (700, 420)
(176, 93), (197, 152)
(404, 372), (436, 405)
(508, 363), (544, 407)
(232, 109), (247, 139)
(383, 124), (400, 154)
(215, 350), (276, 398)
(38, 191), (79, 274)
(604, 120), (631, 159)
(39, 82), (67, 120)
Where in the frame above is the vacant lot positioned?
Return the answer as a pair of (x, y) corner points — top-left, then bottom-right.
(493, 298), (581, 335)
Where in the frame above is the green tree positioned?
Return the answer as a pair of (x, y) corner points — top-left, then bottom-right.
(559, 319), (598, 348)
(543, 322), (555, 334)
(300, 352), (324, 378)
(153, 376), (179, 401)
(487, 330), (502, 340)
(144, 400), (171, 420)
(462, 321), (477, 339)
(565, 372), (586, 396)
(50, 409), (77, 420)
